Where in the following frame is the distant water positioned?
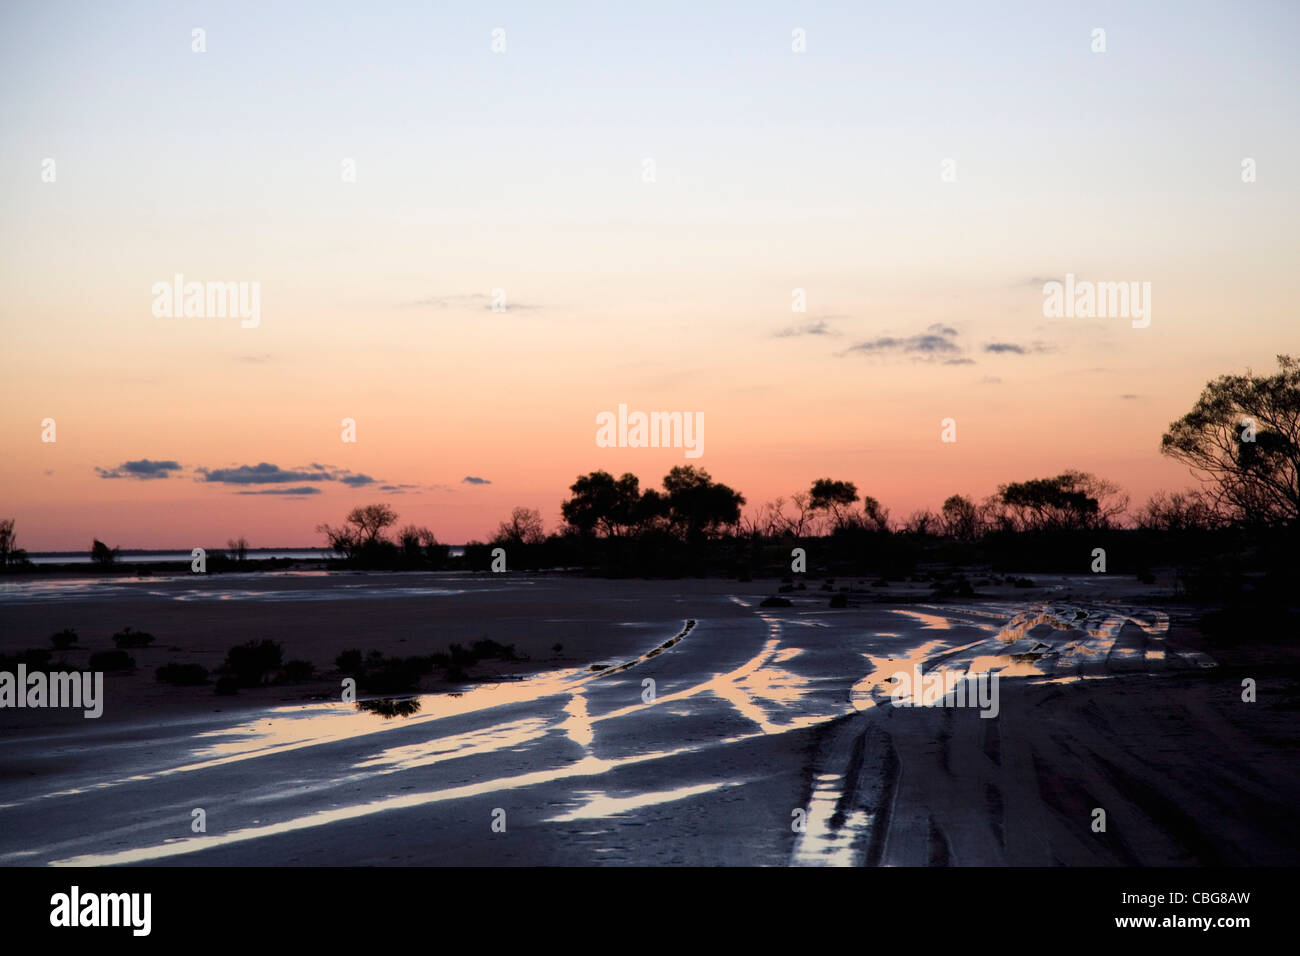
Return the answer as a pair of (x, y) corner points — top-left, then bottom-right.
(26, 550), (334, 565)
(25, 547), (466, 565)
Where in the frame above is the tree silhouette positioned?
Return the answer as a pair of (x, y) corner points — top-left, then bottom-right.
(662, 466), (745, 539)
(0, 519), (28, 568)
(317, 503), (399, 558)
(91, 538), (119, 567)
(561, 471), (643, 537)
(1161, 354), (1299, 526)
(809, 478), (859, 530)
(494, 507), (546, 546)
(996, 471), (1126, 531)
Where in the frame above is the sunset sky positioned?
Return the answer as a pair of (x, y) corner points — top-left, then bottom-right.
(2, 1), (1298, 550)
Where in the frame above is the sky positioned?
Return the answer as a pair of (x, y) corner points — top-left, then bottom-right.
(2, 0), (1298, 549)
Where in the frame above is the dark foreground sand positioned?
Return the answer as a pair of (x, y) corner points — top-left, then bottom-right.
(0, 571), (1296, 866)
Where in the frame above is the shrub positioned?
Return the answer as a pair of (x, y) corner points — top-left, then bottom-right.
(932, 576), (975, 598)
(359, 659), (422, 694)
(156, 663), (209, 686)
(112, 627), (155, 649)
(214, 675), (240, 695)
(357, 697), (422, 718)
(221, 639), (283, 687)
(282, 659), (316, 682)
(89, 650), (134, 671)
(51, 629), (78, 650)
(829, 593), (848, 608)
(404, 655), (436, 675)
(335, 649), (364, 674)
(759, 596), (792, 607)
(470, 639), (518, 662)
(447, 643), (476, 668)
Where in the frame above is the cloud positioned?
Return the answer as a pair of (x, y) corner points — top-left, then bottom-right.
(234, 486), (323, 496)
(774, 319), (837, 338)
(199, 463), (333, 485)
(461, 476), (492, 485)
(379, 483), (421, 493)
(980, 376), (1003, 384)
(198, 462), (377, 488)
(841, 324), (965, 361)
(1119, 393), (1140, 400)
(402, 293), (539, 312)
(95, 459), (183, 480)
(983, 341), (1054, 355)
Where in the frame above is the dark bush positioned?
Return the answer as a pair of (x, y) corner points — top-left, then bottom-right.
(214, 675), (240, 695)
(404, 655), (436, 675)
(359, 659), (422, 694)
(760, 596), (792, 607)
(357, 697), (422, 718)
(221, 639), (283, 687)
(447, 643), (476, 668)
(933, 576), (976, 598)
(470, 639), (518, 662)
(335, 649), (364, 674)
(51, 629), (78, 650)
(112, 627), (155, 649)
(829, 593), (848, 608)
(282, 659), (316, 682)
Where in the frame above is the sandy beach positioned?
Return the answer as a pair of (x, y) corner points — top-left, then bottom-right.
(1, 570), (1295, 866)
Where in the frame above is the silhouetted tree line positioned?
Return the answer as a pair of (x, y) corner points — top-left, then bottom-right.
(4, 357), (1296, 599)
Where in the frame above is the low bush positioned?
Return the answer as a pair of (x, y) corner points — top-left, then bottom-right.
(112, 627), (155, 649)
(221, 639), (283, 687)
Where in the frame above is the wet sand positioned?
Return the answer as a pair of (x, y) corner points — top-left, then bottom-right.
(1, 572), (1296, 866)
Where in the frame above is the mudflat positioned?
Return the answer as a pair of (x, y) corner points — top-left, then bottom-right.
(0, 571), (1295, 866)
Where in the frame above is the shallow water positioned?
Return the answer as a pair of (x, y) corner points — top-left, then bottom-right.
(0, 586), (1212, 866)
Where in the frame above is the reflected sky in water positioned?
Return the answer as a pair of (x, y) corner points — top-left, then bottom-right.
(1, 594), (1214, 867)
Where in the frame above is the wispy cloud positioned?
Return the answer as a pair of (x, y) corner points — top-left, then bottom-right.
(461, 475), (492, 485)
(95, 459), (183, 480)
(198, 462), (374, 488)
(774, 318), (838, 338)
(841, 323), (968, 362)
(983, 341), (1054, 355)
(234, 486), (323, 496)
(401, 293), (540, 312)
